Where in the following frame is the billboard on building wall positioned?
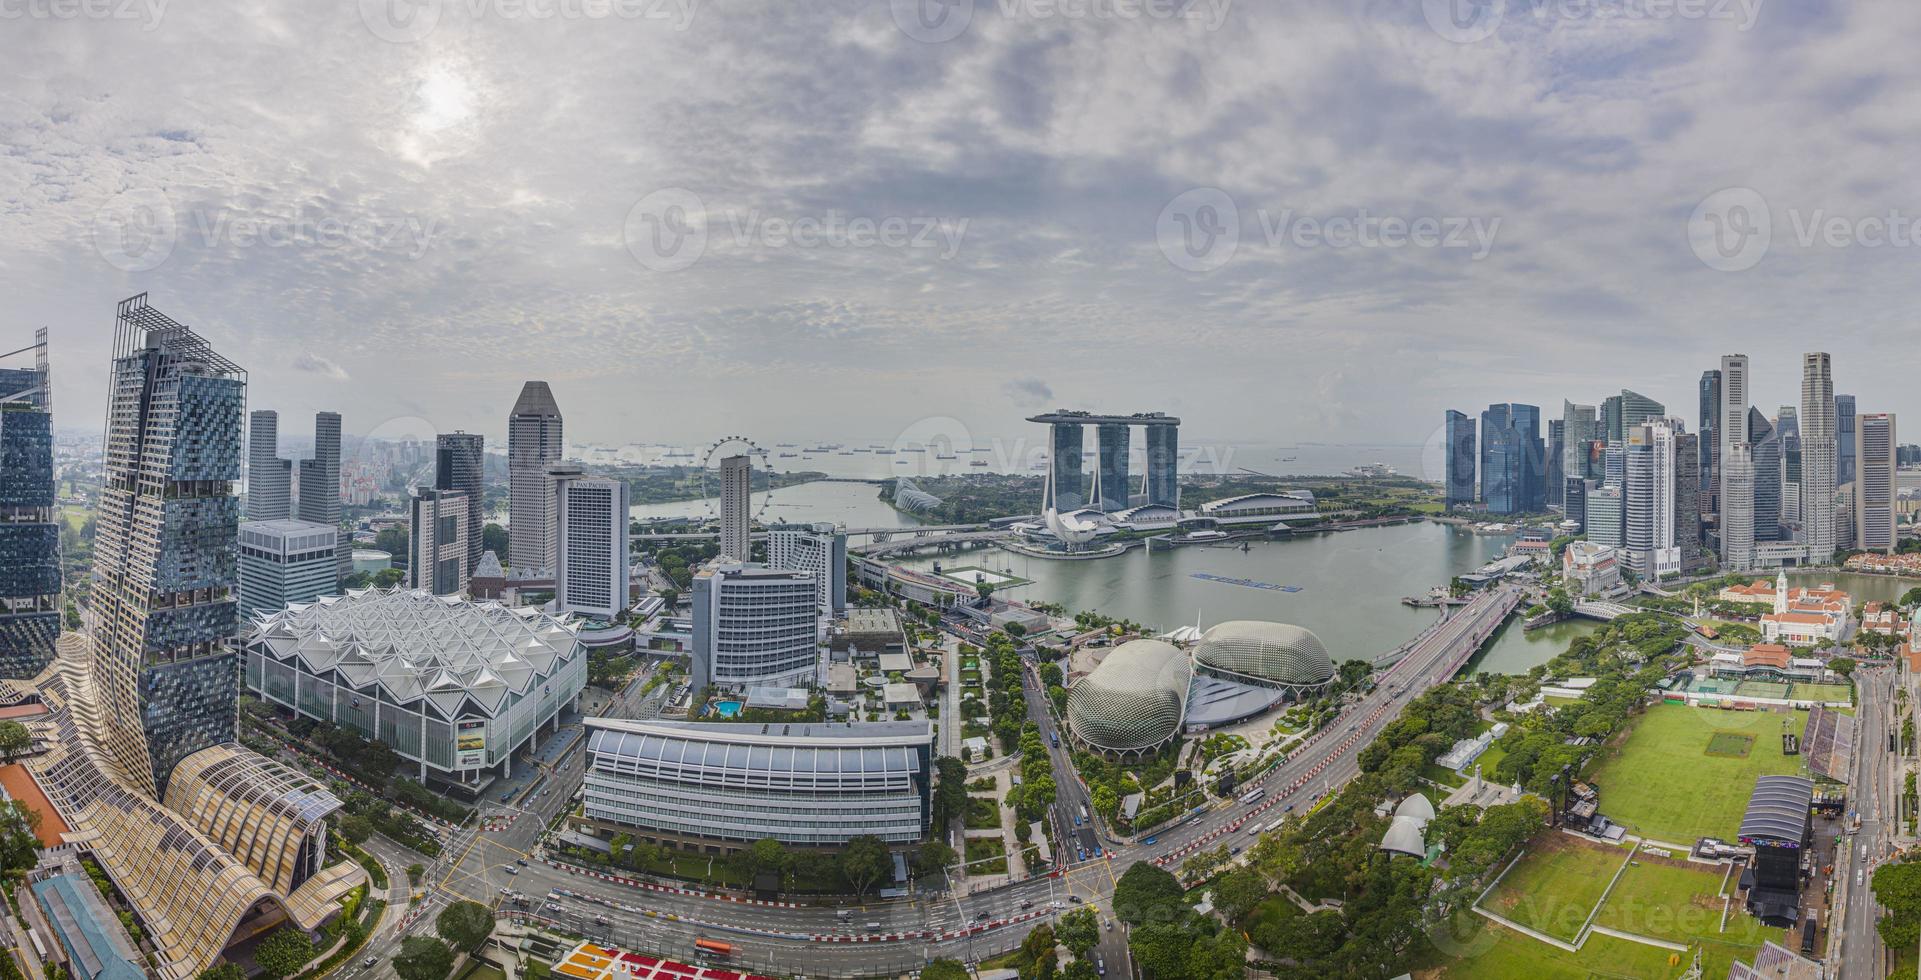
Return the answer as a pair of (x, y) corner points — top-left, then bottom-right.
(456, 719), (487, 768)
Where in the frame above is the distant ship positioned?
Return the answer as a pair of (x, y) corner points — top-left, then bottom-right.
(876, 449), (895, 455)
(969, 459), (990, 467)
(1282, 455), (1298, 461)
(778, 452), (797, 458)
(776, 443), (796, 447)
(935, 452), (957, 460)
(1348, 462), (1397, 478)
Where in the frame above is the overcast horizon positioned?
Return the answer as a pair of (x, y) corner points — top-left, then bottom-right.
(7, 0), (1921, 455)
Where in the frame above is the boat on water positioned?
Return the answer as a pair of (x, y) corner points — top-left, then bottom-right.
(876, 449), (895, 455)
(969, 459), (990, 467)
(778, 452), (797, 458)
(935, 453), (957, 460)
(901, 446), (926, 453)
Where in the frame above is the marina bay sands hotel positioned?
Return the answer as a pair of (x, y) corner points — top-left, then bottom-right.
(1027, 410), (1181, 513)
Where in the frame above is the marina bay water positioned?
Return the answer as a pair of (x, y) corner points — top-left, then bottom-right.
(636, 480), (1588, 676)
(891, 520), (1573, 672)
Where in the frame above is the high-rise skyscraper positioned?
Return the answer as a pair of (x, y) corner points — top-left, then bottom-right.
(1564, 478), (1588, 532)
(1618, 390), (1665, 432)
(1143, 421), (1179, 508)
(1624, 420), (1681, 578)
(1444, 410), (1476, 509)
(1587, 485), (1624, 548)
(553, 467), (631, 620)
(1719, 354), (1755, 570)
(1095, 422), (1130, 512)
(435, 431), (485, 574)
(768, 522), (848, 619)
(0, 331), (58, 678)
(1698, 370), (1721, 516)
(1546, 419), (1565, 507)
(718, 454), (753, 561)
(298, 411), (344, 580)
(1050, 422), (1086, 511)
(1480, 403), (1543, 514)
(237, 519), (341, 618)
(1801, 354), (1837, 561)
(93, 295), (247, 795)
(409, 487), (471, 596)
(1837, 394), (1858, 487)
(1777, 406), (1800, 529)
(1748, 408), (1781, 542)
(1562, 402), (1596, 478)
(1675, 432), (1705, 572)
(246, 409), (291, 520)
(1600, 395), (1623, 444)
(508, 381), (564, 574)
(1856, 412), (1897, 553)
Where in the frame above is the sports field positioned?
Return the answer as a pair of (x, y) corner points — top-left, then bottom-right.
(1440, 918), (1688, 979)
(1479, 834), (1628, 941)
(1591, 855), (1784, 978)
(1794, 682), (1852, 703)
(1583, 704), (1809, 843)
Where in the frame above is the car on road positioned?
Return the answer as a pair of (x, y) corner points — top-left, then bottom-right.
(363, 958), (377, 968)
(1020, 899), (1033, 909)
(546, 902), (563, 912)
(503, 866), (519, 875)
(1141, 835), (1157, 845)
(516, 858), (529, 866)
(1068, 895), (1084, 904)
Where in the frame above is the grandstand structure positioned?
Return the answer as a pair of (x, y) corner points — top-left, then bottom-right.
(1801, 705), (1854, 782)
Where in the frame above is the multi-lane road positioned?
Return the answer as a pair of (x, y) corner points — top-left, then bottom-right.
(354, 587), (1523, 978)
(1836, 663), (1903, 979)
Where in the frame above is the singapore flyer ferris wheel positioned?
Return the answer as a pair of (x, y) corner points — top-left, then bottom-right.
(698, 435), (775, 524)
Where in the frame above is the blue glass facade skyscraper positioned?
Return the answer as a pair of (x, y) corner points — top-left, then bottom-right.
(1837, 394), (1857, 487)
(92, 295), (247, 797)
(1444, 410), (1475, 508)
(1096, 422), (1130, 512)
(0, 333), (58, 678)
(1143, 423), (1178, 509)
(1748, 407), (1780, 541)
(1479, 403), (1544, 514)
(1049, 422), (1086, 511)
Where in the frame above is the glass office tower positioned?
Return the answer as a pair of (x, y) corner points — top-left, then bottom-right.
(1096, 422), (1130, 512)
(93, 295), (247, 796)
(0, 334), (59, 678)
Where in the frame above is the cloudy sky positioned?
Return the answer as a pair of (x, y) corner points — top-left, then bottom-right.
(4, 0), (1919, 454)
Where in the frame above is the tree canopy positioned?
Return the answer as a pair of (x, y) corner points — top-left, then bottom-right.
(435, 900), (494, 954)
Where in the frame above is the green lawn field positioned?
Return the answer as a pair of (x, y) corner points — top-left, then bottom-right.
(1440, 918), (1689, 979)
(1479, 835), (1630, 941)
(1592, 856), (1784, 978)
(1793, 682), (1853, 703)
(1583, 704), (1810, 843)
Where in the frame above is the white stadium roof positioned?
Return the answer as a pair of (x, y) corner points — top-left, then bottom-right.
(246, 587), (583, 719)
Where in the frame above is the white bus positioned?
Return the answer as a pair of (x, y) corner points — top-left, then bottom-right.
(1238, 787), (1265, 805)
